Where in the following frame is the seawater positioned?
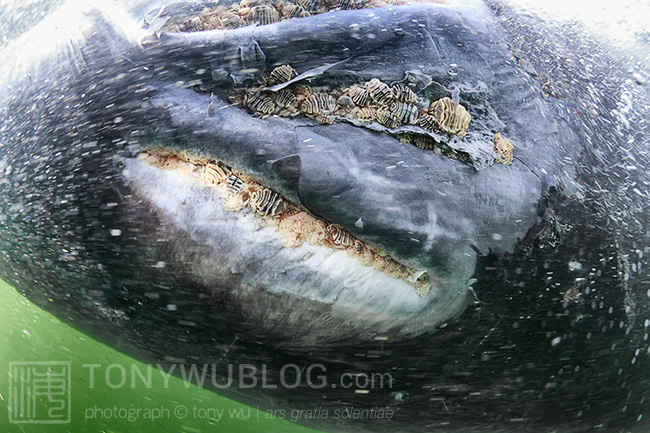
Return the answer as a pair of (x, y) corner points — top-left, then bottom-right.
(0, 279), (319, 433)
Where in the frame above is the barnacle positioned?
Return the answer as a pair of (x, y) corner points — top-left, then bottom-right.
(225, 175), (245, 196)
(179, 17), (204, 32)
(274, 89), (300, 116)
(293, 84), (313, 101)
(412, 134), (439, 151)
(329, 0), (356, 10)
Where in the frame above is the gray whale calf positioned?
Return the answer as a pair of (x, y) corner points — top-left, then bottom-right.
(1, 0), (649, 431)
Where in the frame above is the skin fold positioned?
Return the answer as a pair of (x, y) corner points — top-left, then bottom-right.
(1, 0), (649, 431)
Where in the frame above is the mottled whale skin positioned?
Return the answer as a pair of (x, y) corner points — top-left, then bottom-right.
(1, 0), (649, 432)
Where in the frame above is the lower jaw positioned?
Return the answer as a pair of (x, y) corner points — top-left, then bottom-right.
(121, 148), (472, 343)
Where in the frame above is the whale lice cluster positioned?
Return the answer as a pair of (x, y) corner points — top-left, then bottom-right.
(141, 148), (432, 296)
(492, 132), (514, 165)
(228, 67), (485, 164)
(235, 69), (473, 142)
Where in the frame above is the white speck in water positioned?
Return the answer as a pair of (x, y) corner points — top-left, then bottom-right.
(491, 233), (503, 241)
(114, 117), (123, 124)
(551, 336), (562, 346)
(110, 229), (122, 236)
(355, 218), (363, 229)
(633, 73), (646, 85)
(568, 261), (583, 271)
(152, 261), (166, 269)
(166, 304), (178, 311)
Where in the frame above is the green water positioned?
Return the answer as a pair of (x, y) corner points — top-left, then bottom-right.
(0, 280), (320, 433)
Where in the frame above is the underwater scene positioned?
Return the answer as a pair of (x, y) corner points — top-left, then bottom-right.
(1, 0), (650, 431)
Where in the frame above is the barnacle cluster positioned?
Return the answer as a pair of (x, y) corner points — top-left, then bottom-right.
(161, 0), (450, 33)
(230, 65), (479, 157)
(140, 148), (432, 297)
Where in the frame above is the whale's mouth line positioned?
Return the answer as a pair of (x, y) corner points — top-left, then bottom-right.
(138, 147), (434, 296)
